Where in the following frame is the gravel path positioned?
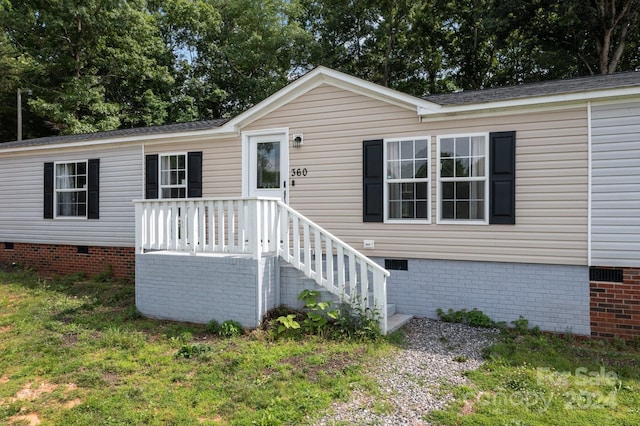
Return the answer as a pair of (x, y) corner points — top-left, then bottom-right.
(315, 318), (500, 425)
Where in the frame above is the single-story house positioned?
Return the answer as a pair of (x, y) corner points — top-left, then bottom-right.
(0, 67), (638, 337)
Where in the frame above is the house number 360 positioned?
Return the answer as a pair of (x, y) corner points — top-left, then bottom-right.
(291, 168), (308, 177)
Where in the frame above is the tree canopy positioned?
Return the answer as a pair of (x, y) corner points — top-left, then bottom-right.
(1, 0), (638, 142)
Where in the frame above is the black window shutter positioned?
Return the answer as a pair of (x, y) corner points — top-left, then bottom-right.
(489, 131), (516, 224)
(44, 162), (54, 219)
(363, 140), (384, 222)
(187, 151), (203, 198)
(87, 159), (100, 219)
(145, 154), (159, 199)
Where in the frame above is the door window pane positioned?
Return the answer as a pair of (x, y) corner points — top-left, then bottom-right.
(256, 142), (280, 189)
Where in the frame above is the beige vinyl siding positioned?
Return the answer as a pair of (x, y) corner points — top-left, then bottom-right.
(144, 137), (242, 197)
(591, 100), (640, 267)
(245, 84), (589, 265)
(0, 144), (142, 246)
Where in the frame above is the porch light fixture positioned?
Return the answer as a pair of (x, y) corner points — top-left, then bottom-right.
(293, 134), (304, 148)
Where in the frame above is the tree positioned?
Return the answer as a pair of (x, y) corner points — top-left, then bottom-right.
(493, 0), (640, 78)
(0, 0), (175, 139)
(155, 0), (310, 119)
(589, 0), (640, 74)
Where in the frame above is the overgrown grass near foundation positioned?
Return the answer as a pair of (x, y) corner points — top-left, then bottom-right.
(427, 326), (640, 425)
(0, 269), (391, 425)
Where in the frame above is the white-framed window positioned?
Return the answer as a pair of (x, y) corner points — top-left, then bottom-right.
(55, 160), (87, 218)
(384, 136), (430, 222)
(160, 153), (187, 199)
(437, 134), (489, 224)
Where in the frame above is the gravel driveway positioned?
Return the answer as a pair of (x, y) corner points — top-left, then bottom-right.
(315, 318), (499, 425)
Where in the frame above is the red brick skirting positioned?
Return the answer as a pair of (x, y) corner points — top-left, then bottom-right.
(0, 242), (135, 280)
(590, 267), (640, 339)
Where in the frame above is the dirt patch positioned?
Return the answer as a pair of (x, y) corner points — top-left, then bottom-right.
(0, 325), (12, 333)
(13, 381), (58, 402)
(0, 375), (9, 384)
(276, 348), (365, 382)
(63, 398), (82, 409)
(460, 391), (492, 416)
(102, 372), (119, 385)
(61, 333), (78, 347)
(198, 415), (227, 424)
(8, 413), (41, 426)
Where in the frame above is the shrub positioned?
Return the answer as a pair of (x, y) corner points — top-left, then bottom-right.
(176, 343), (213, 359)
(436, 308), (495, 328)
(268, 289), (381, 340)
(219, 320), (243, 337)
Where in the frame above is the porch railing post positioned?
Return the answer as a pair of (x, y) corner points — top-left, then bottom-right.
(252, 198), (261, 260)
(135, 201), (142, 253)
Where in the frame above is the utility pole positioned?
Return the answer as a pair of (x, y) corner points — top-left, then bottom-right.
(17, 88), (22, 141)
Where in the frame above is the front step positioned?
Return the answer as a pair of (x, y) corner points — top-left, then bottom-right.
(387, 314), (413, 333)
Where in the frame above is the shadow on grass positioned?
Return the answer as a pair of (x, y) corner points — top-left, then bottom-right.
(0, 265), (208, 340)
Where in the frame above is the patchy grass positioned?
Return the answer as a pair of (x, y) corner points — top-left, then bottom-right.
(0, 269), (393, 425)
(427, 327), (640, 425)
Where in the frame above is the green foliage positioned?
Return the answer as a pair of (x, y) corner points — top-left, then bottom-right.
(2, 0), (639, 143)
(218, 320), (243, 338)
(0, 270), (391, 424)
(92, 264), (114, 283)
(175, 343), (213, 359)
(270, 289), (381, 340)
(436, 308), (495, 328)
(429, 329), (640, 425)
(205, 319), (220, 334)
(275, 314), (301, 337)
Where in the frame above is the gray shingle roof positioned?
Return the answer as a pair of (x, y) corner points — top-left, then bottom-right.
(0, 118), (229, 149)
(423, 71), (640, 106)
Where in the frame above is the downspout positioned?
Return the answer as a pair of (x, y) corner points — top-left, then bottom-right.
(587, 101), (592, 267)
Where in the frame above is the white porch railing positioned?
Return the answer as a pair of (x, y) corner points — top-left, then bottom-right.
(134, 197), (390, 334)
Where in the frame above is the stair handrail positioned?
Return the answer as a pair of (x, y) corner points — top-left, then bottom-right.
(275, 200), (390, 334)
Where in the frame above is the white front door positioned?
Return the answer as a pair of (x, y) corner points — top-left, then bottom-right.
(247, 132), (288, 202)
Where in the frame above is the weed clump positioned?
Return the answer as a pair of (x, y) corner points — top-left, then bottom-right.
(265, 289), (381, 341)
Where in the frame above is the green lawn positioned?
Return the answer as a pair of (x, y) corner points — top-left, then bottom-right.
(427, 324), (640, 425)
(2, 269), (640, 425)
(0, 269), (391, 425)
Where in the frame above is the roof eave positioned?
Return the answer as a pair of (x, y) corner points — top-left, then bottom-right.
(0, 126), (240, 153)
(418, 86), (640, 118)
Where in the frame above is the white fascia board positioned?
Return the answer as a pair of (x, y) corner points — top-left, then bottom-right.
(0, 127), (239, 154)
(418, 87), (640, 118)
(226, 66), (440, 129)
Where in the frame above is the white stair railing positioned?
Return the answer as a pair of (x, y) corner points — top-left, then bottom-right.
(275, 203), (390, 334)
(134, 197), (390, 333)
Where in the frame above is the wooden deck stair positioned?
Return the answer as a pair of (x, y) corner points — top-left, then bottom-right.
(135, 197), (396, 334)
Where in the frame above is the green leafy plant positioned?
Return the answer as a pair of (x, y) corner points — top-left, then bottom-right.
(436, 308), (495, 328)
(219, 320), (243, 337)
(331, 300), (381, 340)
(269, 289), (381, 340)
(297, 289), (339, 335)
(206, 319), (221, 334)
(175, 343), (213, 359)
(275, 314), (301, 337)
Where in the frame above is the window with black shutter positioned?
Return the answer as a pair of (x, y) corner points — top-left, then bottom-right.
(489, 131), (516, 224)
(146, 151), (203, 199)
(363, 140), (384, 222)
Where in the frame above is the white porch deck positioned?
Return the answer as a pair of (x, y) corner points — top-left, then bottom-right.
(134, 197), (404, 334)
